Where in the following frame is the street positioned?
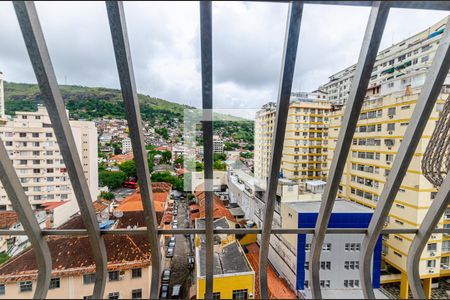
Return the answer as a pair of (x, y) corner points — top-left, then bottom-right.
(166, 197), (194, 299)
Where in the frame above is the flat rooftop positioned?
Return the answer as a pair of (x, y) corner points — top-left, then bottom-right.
(287, 199), (372, 214)
(300, 288), (388, 299)
(195, 217), (230, 230)
(198, 241), (253, 277)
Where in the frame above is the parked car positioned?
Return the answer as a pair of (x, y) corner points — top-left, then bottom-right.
(173, 219), (178, 225)
(172, 224), (178, 229)
(173, 210), (178, 217)
(171, 284), (182, 299)
(166, 247), (174, 258)
(187, 256), (195, 269)
(161, 269), (171, 284)
(160, 284), (169, 299)
(169, 240), (176, 248)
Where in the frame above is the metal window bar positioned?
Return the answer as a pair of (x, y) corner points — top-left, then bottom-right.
(199, 2), (215, 298)
(258, 2), (303, 299)
(13, 2), (108, 299)
(360, 13), (450, 300)
(2, 1), (450, 300)
(310, 2), (390, 299)
(106, 2), (162, 298)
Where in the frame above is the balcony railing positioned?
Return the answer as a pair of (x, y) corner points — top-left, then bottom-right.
(1, 1), (450, 299)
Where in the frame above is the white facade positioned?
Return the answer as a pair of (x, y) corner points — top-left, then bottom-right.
(0, 72), (4, 118)
(319, 16), (448, 105)
(121, 137), (132, 153)
(0, 106), (98, 210)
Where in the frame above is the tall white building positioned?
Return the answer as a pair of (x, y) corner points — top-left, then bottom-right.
(121, 137), (132, 153)
(0, 106), (98, 211)
(319, 16), (449, 105)
(0, 72), (5, 118)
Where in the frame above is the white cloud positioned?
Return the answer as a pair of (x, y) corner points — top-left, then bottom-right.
(0, 1), (448, 118)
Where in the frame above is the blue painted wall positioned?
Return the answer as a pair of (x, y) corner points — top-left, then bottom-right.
(296, 212), (381, 290)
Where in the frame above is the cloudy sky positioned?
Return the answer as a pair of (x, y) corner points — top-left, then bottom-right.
(0, 2), (448, 118)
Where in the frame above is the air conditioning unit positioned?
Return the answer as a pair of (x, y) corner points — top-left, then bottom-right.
(388, 131), (393, 135)
(389, 115), (394, 119)
(429, 269), (435, 274)
(387, 161), (391, 165)
(430, 252), (436, 257)
(431, 234), (438, 239)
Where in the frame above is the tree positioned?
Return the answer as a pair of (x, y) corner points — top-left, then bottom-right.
(213, 160), (227, 171)
(161, 151), (172, 164)
(151, 171), (184, 191)
(240, 152), (253, 159)
(213, 153), (226, 161)
(99, 171), (127, 190)
(156, 127), (169, 140)
(195, 162), (204, 171)
(0, 252), (9, 265)
(119, 160), (137, 178)
(174, 155), (184, 167)
(100, 191), (115, 201)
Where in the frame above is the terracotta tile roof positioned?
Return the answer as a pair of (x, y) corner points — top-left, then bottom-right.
(245, 243), (296, 299)
(117, 182), (170, 213)
(59, 210), (163, 230)
(110, 152), (134, 164)
(0, 234), (151, 282)
(155, 146), (171, 151)
(0, 211), (18, 229)
(92, 199), (111, 213)
(41, 201), (67, 211)
(190, 191), (235, 222)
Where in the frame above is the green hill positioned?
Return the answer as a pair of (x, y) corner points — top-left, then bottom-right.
(4, 82), (254, 145)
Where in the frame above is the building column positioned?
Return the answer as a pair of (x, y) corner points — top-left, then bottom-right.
(400, 272), (409, 299)
(422, 277), (432, 299)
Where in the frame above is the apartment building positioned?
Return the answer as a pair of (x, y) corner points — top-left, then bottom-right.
(281, 200), (383, 299)
(254, 91), (331, 184)
(0, 105), (98, 211)
(328, 84), (449, 297)
(319, 16), (448, 105)
(194, 217), (255, 299)
(121, 137), (132, 153)
(0, 234), (151, 299)
(323, 16), (450, 298)
(213, 135), (224, 153)
(0, 72), (4, 118)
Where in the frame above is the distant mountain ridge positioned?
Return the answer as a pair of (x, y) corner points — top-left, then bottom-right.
(3, 81), (250, 123)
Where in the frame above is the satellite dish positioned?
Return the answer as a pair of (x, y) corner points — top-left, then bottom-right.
(113, 210), (124, 218)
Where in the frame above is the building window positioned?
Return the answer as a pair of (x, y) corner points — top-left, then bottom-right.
(320, 280), (330, 288)
(46, 133), (53, 138)
(320, 261), (331, 270)
(19, 133), (26, 138)
(304, 280), (309, 289)
(232, 289), (248, 299)
(387, 123), (395, 131)
(132, 289), (142, 299)
(131, 268), (142, 278)
(212, 292), (221, 300)
(108, 292), (120, 299)
(49, 278), (60, 289)
(388, 107), (396, 115)
(32, 133), (39, 138)
(322, 243), (332, 252)
(108, 271), (120, 281)
(305, 243), (311, 252)
(83, 274), (96, 285)
(427, 243), (437, 252)
(0, 284), (5, 295)
(427, 260), (436, 268)
(304, 262), (309, 270)
(19, 281), (32, 293)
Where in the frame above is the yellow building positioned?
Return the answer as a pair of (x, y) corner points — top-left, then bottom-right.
(328, 82), (450, 297)
(254, 91), (331, 185)
(194, 218), (255, 299)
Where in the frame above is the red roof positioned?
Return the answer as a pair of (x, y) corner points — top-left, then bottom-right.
(190, 191), (235, 222)
(177, 168), (188, 176)
(41, 201), (67, 211)
(110, 152), (134, 164)
(0, 234), (151, 282)
(0, 211), (18, 229)
(245, 243), (296, 299)
(117, 182), (171, 213)
(155, 146), (171, 151)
